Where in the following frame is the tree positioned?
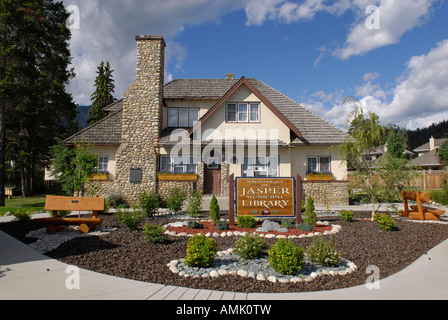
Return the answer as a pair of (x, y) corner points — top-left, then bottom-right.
(338, 97), (417, 219)
(1, 0), (77, 198)
(438, 141), (448, 168)
(337, 97), (386, 219)
(88, 61), (115, 125)
(50, 142), (98, 196)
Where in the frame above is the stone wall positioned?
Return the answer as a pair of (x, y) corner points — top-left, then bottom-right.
(158, 180), (196, 204)
(302, 180), (349, 206)
(114, 36), (166, 204)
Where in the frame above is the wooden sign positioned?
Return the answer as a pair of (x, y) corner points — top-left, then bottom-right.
(235, 177), (296, 218)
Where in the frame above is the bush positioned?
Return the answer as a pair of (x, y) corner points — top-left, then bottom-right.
(281, 218), (296, 229)
(187, 220), (204, 229)
(166, 188), (186, 213)
(339, 210), (354, 222)
(304, 197), (317, 226)
(216, 220), (229, 231)
(12, 209), (32, 222)
(373, 213), (397, 231)
(209, 195), (220, 225)
(185, 233), (217, 267)
(306, 236), (341, 267)
(106, 192), (126, 208)
(115, 207), (145, 230)
(236, 215), (257, 228)
(139, 191), (160, 217)
(186, 190), (203, 217)
(234, 233), (269, 260)
(268, 239), (304, 275)
(296, 221), (315, 232)
(143, 223), (167, 244)
(429, 189), (448, 205)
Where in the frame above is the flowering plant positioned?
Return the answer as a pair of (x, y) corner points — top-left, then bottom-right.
(306, 170), (332, 176)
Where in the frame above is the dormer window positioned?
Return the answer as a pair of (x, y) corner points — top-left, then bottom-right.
(168, 108), (199, 127)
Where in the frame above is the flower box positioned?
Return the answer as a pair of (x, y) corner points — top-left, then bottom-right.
(90, 173), (109, 181)
(158, 174), (198, 181)
(306, 174), (333, 181)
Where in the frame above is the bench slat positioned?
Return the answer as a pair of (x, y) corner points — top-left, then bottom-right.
(44, 195), (105, 211)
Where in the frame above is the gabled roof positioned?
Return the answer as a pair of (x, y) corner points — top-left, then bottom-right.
(410, 149), (442, 167)
(414, 138), (448, 152)
(63, 77), (347, 146)
(188, 77), (303, 140)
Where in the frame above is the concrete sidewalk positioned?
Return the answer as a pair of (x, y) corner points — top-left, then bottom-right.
(1, 224), (448, 300)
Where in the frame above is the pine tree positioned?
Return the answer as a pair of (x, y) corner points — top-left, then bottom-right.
(304, 197), (317, 226)
(1, 0), (77, 198)
(209, 195), (220, 225)
(88, 61), (115, 125)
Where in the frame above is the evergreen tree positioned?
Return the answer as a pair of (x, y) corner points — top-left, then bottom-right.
(88, 61), (115, 125)
(0, 0), (77, 198)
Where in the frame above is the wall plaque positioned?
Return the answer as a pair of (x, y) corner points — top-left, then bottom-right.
(129, 168), (142, 184)
(235, 177), (295, 218)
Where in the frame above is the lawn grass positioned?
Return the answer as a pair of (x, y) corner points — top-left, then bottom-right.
(0, 195), (46, 216)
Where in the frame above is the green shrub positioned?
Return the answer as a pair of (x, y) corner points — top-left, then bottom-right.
(234, 233), (269, 260)
(143, 223), (167, 244)
(106, 192), (126, 208)
(166, 188), (186, 213)
(268, 239), (304, 275)
(281, 218), (296, 229)
(429, 189), (448, 205)
(209, 195), (220, 225)
(296, 221), (315, 232)
(186, 190), (203, 217)
(304, 197), (317, 226)
(187, 220), (204, 229)
(115, 207), (145, 230)
(373, 213), (397, 231)
(139, 191), (160, 217)
(236, 215), (257, 228)
(306, 236), (341, 267)
(185, 233), (217, 267)
(339, 210), (354, 222)
(216, 220), (229, 231)
(12, 209), (32, 222)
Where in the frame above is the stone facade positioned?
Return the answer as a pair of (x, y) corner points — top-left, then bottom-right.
(114, 36), (166, 204)
(302, 180), (349, 206)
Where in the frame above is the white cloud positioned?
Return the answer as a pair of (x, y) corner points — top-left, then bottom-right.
(63, 0), (244, 105)
(333, 0), (437, 60)
(302, 39), (448, 130)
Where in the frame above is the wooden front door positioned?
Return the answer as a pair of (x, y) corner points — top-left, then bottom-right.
(204, 163), (221, 195)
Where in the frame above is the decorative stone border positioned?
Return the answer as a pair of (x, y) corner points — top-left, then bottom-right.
(167, 248), (357, 284)
(164, 220), (343, 239)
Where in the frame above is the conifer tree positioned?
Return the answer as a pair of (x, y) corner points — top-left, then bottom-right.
(88, 61), (115, 125)
(0, 0), (77, 198)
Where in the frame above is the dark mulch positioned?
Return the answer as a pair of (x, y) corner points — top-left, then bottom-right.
(1, 211), (448, 293)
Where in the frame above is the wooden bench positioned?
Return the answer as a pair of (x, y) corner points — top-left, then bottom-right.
(38, 195), (105, 234)
(399, 190), (445, 221)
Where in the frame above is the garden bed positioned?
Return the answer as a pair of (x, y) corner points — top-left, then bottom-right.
(165, 220), (334, 238)
(1, 211), (448, 293)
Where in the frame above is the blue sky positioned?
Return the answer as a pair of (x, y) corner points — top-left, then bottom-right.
(63, 0), (448, 130)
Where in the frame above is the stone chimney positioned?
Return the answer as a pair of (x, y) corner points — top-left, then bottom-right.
(430, 136), (435, 151)
(226, 73), (235, 79)
(115, 35), (166, 203)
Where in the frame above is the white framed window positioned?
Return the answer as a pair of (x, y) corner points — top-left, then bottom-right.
(238, 103), (248, 122)
(242, 156), (278, 177)
(160, 155), (198, 173)
(226, 103), (237, 122)
(97, 156), (109, 173)
(226, 103), (260, 123)
(167, 108), (199, 127)
(250, 103), (260, 122)
(307, 156), (331, 174)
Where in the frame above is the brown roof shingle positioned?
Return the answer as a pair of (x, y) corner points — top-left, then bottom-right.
(64, 77), (347, 146)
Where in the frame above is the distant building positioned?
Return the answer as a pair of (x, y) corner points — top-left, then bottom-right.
(410, 136), (447, 170)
